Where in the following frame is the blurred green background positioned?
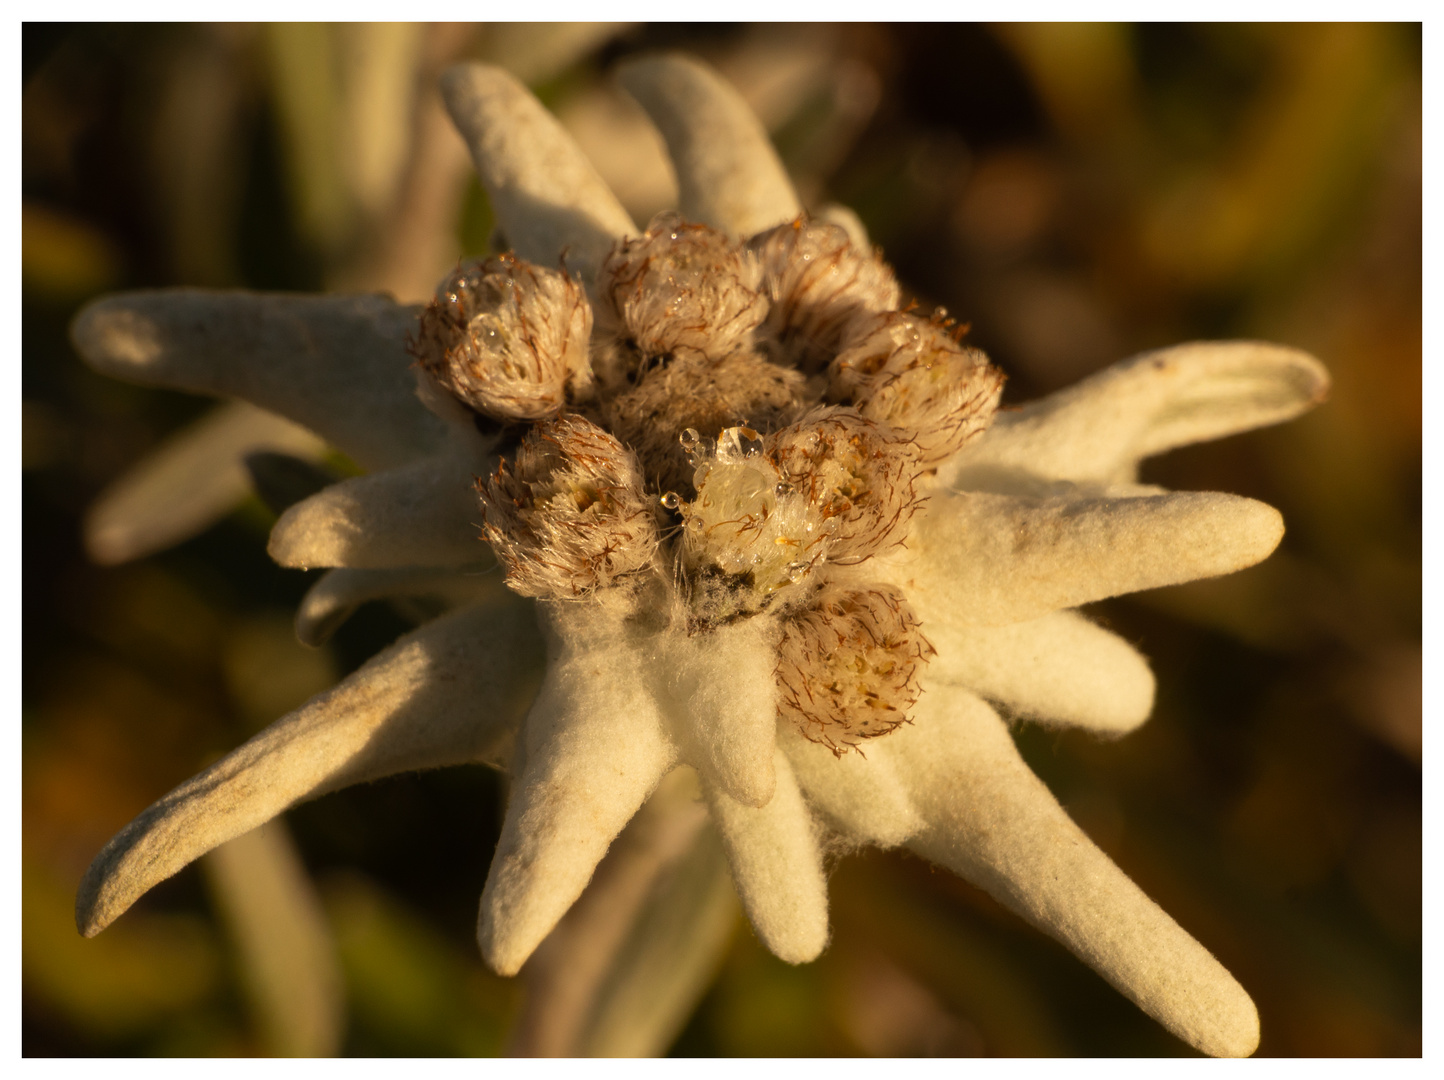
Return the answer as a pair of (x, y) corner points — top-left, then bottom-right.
(22, 23), (1420, 1057)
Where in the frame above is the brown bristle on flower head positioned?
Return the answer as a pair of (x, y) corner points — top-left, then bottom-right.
(602, 350), (806, 495)
(750, 216), (901, 374)
(678, 423), (831, 622)
(828, 310), (1005, 466)
(767, 407), (925, 564)
(599, 211), (767, 362)
(411, 254), (594, 422)
(478, 413), (657, 599)
(676, 408), (922, 625)
(775, 583), (935, 756)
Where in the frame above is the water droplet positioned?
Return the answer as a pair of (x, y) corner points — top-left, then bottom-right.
(660, 492), (681, 510)
(934, 306), (948, 320)
(679, 428), (701, 451)
(716, 428), (744, 464)
(786, 561), (808, 584)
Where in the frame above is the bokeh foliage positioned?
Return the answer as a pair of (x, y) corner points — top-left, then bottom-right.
(23, 22), (1419, 1057)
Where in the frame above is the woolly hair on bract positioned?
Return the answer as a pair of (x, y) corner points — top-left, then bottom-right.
(478, 413), (659, 599)
(410, 254), (594, 422)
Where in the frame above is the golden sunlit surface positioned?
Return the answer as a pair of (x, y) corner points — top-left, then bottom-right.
(22, 23), (1420, 1057)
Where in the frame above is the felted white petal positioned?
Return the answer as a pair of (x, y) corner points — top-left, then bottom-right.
(440, 63), (636, 281)
(944, 340), (1329, 492)
(479, 609), (678, 977)
(70, 290), (447, 470)
(779, 723), (921, 849)
(703, 747), (829, 965)
(617, 53), (802, 237)
(268, 448), (492, 570)
(84, 401), (327, 566)
(926, 610), (1155, 736)
(897, 685), (1260, 1058)
(76, 602), (543, 938)
(295, 565), (502, 646)
(897, 488), (1285, 626)
(658, 618), (779, 809)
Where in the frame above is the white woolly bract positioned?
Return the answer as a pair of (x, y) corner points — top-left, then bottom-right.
(926, 610), (1155, 737)
(480, 604), (677, 976)
(750, 215), (900, 373)
(479, 414), (658, 599)
(656, 617), (780, 809)
(411, 254), (593, 422)
(830, 311), (1004, 466)
(779, 723), (921, 849)
(775, 583), (934, 755)
(600, 212), (767, 361)
(703, 748), (828, 963)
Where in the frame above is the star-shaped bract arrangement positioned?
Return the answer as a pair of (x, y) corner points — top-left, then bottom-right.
(70, 54), (1328, 1058)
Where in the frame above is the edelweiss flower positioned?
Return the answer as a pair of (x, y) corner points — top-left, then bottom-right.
(70, 54), (1329, 1058)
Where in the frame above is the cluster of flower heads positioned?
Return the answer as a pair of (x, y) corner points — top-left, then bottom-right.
(410, 212), (1004, 755)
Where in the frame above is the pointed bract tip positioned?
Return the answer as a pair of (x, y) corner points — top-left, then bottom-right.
(69, 294), (164, 376)
(476, 914), (528, 978)
(1235, 498), (1286, 568)
(74, 866), (116, 939)
(1197, 986), (1260, 1058)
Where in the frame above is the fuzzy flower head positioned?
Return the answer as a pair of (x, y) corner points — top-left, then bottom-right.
(70, 53), (1331, 1059)
(776, 583), (934, 755)
(751, 216), (901, 372)
(599, 210), (767, 364)
(478, 413), (658, 599)
(411, 253), (593, 422)
(830, 310), (1005, 465)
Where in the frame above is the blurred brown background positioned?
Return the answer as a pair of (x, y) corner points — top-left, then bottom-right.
(22, 23), (1420, 1056)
